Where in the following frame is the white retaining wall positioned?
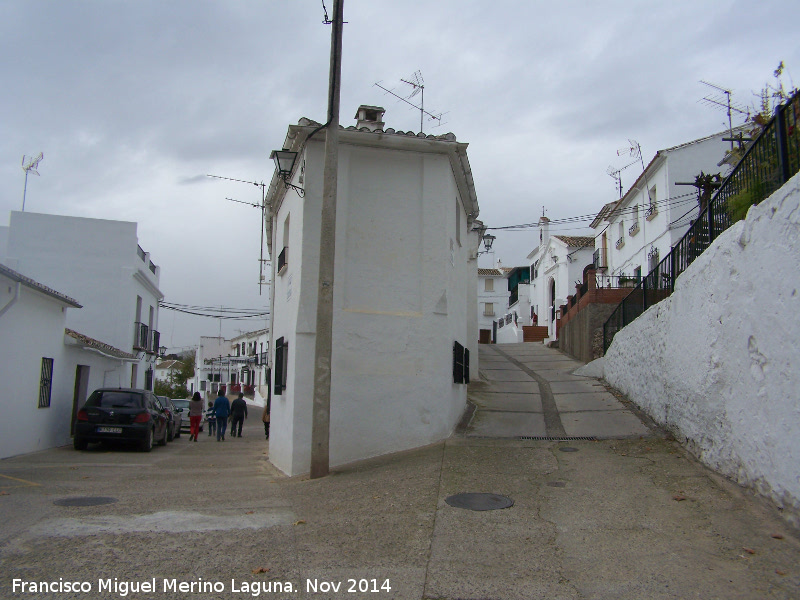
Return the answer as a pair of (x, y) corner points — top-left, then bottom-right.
(604, 172), (800, 522)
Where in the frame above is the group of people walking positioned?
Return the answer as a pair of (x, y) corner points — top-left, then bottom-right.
(185, 390), (269, 442)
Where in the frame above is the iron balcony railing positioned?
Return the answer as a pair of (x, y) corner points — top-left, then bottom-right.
(603, 90), (800, 353)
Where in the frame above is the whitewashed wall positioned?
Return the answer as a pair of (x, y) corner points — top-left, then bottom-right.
(1, 212), (162, 389)
(269, 135), (477, 476)
(604, 172), (800, 523)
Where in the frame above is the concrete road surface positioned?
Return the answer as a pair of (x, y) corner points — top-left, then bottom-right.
(0, 345), (798, 599)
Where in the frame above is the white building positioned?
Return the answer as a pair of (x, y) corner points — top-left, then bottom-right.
(191, 329), (270, 401)
(0, 263), (136, 459)
(193, 336), (230, 399)
(265, 105), (480, 476)
(525, 217), (594, 340)
(0, 212), (164, 390)
(229, 328), (270, 394)
(477, 268), (510, 343)
(592, 129), (737, 281)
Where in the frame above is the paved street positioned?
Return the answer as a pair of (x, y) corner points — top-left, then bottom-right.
(1, 344), (798, 600)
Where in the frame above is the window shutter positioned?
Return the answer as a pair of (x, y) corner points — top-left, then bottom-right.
(464, 347), (470, 384)
(453, 341), (464, 384)
(274, 337), (284, 395)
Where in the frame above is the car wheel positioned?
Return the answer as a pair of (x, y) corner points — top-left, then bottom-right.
(158, 425), (168, 446)
(73, 437), (88, 450)
(140, 427), (153, 452)
(167, 424), (174, 442)
(175, 425), (181, 439)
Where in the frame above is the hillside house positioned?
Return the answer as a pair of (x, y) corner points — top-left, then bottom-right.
(592, 129), (738, 282)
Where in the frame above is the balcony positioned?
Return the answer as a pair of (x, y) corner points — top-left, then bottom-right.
(628, 222), (640, 236)
(615, 237), (625, 250)
(133, 322), (149, 351)
(277, 247), (288, 275)
(645, 204), (658, 221)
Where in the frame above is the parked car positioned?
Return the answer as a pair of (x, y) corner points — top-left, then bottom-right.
(171, 398), (203, 433)
(158, 395), (182, 441)
(74, 388), (169, 452)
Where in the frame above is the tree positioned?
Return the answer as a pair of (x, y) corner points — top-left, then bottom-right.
(154, 351), (196, 399)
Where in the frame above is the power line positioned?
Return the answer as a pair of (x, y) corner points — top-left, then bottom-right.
(159, 301), (269, 320)
(485, 192), (697, 232)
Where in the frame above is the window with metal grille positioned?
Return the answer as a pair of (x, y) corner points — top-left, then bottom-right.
(274, 337), (288, 395)
(39, 357), (54, 408)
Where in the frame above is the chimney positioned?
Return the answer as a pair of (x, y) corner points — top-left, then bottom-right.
(354, 105), (386, 131)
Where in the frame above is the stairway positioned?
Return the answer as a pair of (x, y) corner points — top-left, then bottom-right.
(522, 326), (549, 343)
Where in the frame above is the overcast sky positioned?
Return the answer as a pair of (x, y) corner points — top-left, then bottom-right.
(2, 1), (797, 349)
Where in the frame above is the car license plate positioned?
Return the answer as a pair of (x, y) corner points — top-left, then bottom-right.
(97, 426), (122, 434)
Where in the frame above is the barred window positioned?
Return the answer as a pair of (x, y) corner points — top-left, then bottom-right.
(39, 358), (54, 408)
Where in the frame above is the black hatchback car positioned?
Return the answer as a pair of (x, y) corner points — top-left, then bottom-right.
(74, 388), (169, 452)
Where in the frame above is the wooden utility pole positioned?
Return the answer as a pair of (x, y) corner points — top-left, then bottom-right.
(310, 0), (343, 479)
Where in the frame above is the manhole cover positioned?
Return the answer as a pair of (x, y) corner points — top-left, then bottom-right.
(445, 493), (514, 511)
(558, 447), (579, 453)
(54, 496), (118, 507)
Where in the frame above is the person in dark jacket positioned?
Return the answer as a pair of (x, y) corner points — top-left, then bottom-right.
(230, 392), (248, 438)
(213, 391), (230, 441)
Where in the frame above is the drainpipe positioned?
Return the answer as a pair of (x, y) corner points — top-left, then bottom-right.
(0, 282), (21, 318)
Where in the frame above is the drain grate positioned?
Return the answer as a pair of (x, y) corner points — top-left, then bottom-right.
(445, 493), (514, 511)
(518, 436), (597, 441)
(54, 496), (118, 507)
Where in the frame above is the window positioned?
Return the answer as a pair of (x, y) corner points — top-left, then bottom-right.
(634, 266), (641, 281)
(484, 278), (494, 292)
(38, 358), (54, 408)
(241, 342), (245, 355)
(484, 302), (494, 316)
(274, 337), (289, 395)
(278, 214), (290, 275)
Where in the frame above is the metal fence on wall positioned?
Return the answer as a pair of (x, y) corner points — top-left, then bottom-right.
(603, 90), (800, 353)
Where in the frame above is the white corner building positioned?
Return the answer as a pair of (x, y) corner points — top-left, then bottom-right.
(265, 106), (481, 476)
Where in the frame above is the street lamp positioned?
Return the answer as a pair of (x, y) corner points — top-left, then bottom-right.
(270, 149), (305, 197)
(477, 233), (496, 255)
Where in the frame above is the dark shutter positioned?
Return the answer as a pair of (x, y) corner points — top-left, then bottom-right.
(38, 357), (54, 408)
(464, 347), (470, 384)
(274, 337), (284, 395)
(453, 341), (464, 384)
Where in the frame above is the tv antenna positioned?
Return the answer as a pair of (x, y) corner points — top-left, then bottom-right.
(374, 70), (444, 133)
(616, 139), (653, 204)
(606, 158), (638, 198)
(699, 80), (750, 150)
(207, 174), (271, 295)
(21, 152), (43, 212)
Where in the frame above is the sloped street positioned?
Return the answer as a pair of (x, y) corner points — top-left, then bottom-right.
(0, 344), (798, 600)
